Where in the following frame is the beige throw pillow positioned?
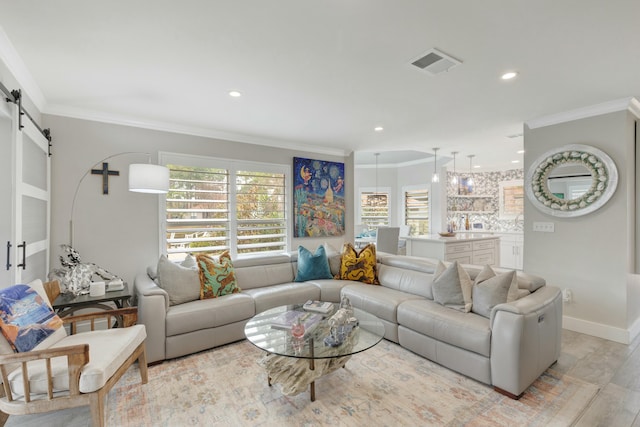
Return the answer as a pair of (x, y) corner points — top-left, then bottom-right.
(471, 265), (519, 318)
(432, 261), (473, 312)
(157, 255), (201, 305)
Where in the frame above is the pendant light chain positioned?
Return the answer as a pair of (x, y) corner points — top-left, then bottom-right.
(451, 151), (459, 185)
(432, 147), (440, 183)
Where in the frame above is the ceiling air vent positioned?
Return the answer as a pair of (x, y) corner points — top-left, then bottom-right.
(410, 48), (462, 75)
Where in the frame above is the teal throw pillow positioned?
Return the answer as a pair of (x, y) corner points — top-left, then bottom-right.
(295, 245), (333, 282)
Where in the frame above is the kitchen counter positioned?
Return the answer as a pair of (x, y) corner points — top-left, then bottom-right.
(405, 234), (500, 266)
(406, 233), (500, 242)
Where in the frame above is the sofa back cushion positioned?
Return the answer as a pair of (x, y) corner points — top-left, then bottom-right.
(377, 264), (434, 299)
(233, 254), (295, 289)
(461, 263), (545, 292)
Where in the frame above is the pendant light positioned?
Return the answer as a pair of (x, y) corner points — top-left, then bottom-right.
(467, 154), (475, 186)
(451, 151), (459, 185)
(431, 147), (440, 183)
(371, 152), (384, 207)
(375, 152), (380, 195)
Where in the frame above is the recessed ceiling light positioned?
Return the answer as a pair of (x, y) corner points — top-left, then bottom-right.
(517, 149), (525, 154)
(473, 165), (481, 169)
(374, 126), (384, 132)
(512, 160), (520, 164)
(501, 71), (518, 80)
(229, 90), (242, 97)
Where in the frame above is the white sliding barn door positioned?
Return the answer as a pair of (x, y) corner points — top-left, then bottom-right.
(2, 100), (50, 286)
(0, 101), (13, 286)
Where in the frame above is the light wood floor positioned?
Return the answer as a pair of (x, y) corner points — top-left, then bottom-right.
(0, 328), (638, 426)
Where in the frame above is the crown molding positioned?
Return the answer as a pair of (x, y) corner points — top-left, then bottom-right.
(0, 25), (46, 111)
(526, 97), (640, 129)
(628, 97), (640, 119)
(355, 157), (433, 168)
(44, 104), (349, 158)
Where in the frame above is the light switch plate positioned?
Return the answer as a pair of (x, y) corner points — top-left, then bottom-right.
(533, 221), (555, 232)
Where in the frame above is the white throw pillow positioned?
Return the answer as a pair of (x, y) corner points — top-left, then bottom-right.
(471, 265), (519, 318)
(432, 261), (473, 312)
(157, 255), (201, 306)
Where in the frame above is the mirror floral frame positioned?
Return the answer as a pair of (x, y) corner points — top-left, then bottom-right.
(525, 144), (618, 217)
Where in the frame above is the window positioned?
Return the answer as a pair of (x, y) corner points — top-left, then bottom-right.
(404, 188), (429, 235)
(499, 180), (524, 219)
(359, 188), (389, 229)
(162, 153), (289, 261)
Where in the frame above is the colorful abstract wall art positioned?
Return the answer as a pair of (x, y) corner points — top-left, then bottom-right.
(293, 157), (345, 237)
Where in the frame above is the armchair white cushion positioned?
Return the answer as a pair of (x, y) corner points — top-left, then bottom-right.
(7, 325), (146, 395)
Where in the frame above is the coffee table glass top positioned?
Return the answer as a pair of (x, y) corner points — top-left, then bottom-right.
(244, 304), (385, 360)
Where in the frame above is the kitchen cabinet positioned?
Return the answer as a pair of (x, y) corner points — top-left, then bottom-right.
(498, 233), (524, 270)
(406, 234), (500, 266)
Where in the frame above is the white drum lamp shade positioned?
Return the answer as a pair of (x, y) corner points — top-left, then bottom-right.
(128, 164), (170, 193)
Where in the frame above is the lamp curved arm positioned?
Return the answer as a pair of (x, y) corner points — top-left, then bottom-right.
(69, 151), (159, 246)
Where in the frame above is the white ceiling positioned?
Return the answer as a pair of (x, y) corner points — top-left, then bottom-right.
(1, 1), (639, 170)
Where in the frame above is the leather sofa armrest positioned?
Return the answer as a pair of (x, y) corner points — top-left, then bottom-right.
(489, 286), (562, 397)
(489, 285), (561, 325)
(133, 273), (168, 363)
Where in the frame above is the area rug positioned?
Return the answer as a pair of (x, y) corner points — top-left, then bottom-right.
(6, 339), (598, 427)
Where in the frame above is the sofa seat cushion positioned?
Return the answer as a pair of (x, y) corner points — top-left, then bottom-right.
(397, 299), (491, 357)
(341, 283), (424, 324)
(8, 324), (146, 396)
(306, 279), (353, 302)
(244, 282), (320, 314)
(166, 293), (255, 337)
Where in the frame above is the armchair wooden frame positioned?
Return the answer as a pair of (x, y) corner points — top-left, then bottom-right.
(0, 307), (148, 427)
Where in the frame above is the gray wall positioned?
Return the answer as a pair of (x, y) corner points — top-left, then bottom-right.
(44, 115), (352, 285)
(524, 109), (638, 342)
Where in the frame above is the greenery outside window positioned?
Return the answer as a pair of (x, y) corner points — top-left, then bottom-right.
(161, 153), (289, 261)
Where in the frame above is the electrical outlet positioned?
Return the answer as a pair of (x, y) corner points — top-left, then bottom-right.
(562, 289), (572, 303)
(533, 221), (555, 232)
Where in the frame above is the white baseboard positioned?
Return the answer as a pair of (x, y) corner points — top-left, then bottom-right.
(563, 315), (635, 344)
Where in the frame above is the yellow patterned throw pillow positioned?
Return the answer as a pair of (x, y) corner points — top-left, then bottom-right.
(337, 242), (379, 284)
(196, 251), (241, 299)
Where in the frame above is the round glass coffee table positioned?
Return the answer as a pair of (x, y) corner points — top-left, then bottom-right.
(244, 303), (385, 401)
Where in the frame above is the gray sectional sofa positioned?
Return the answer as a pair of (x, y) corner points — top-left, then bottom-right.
(133, 251), (562, 398)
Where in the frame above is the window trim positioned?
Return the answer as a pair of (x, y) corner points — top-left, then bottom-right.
(158, 151), (291, 259)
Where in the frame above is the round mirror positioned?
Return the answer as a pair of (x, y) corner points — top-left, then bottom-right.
(547, 163), (594, 202)
(525, 144), (618, 217)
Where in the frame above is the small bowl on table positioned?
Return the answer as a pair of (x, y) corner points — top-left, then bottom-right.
(438, 232), (456, 237)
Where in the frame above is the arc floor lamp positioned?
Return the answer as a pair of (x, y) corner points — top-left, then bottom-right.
(69, 152), (169, 246)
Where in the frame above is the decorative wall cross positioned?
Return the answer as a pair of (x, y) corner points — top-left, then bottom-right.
(91, 162), (120, 194)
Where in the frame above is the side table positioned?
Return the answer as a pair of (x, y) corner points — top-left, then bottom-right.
(52, 283), (134, 327)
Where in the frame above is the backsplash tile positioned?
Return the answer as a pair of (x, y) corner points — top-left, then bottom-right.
(446, 169), (524, 232)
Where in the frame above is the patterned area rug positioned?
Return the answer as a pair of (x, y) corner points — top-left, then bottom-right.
(7, 339), (598, 426)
